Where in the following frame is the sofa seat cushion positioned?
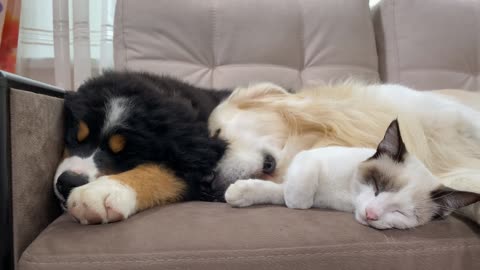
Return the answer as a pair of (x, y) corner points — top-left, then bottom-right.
(19, 202), (480, 270)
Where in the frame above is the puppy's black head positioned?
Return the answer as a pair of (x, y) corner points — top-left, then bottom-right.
(54, 71), (227, 204)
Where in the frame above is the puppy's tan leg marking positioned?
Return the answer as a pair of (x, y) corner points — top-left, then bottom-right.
(67, 164), (186, 224)
(113, 164), (187, 211)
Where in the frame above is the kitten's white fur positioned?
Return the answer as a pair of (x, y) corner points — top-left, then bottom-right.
(225, 146), (440, 229)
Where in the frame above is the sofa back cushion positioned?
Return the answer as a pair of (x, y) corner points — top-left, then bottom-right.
(373, 0), (480, 91)
(114, 0), (378, 89)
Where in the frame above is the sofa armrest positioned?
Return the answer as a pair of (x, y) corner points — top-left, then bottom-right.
(0, 71), (65, 270)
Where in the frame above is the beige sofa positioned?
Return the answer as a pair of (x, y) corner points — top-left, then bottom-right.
(1, 0), (479, 269)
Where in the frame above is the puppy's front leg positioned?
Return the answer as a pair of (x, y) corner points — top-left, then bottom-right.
(67, 164), (186, 224)
(225, 179), (284, 207)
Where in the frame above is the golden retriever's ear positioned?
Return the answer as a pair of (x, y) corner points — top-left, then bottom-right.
(229, 82), (288, 102)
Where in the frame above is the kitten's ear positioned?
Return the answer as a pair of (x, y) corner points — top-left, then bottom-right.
(430, 186), (480, 217)
(373, 119), (407, 162)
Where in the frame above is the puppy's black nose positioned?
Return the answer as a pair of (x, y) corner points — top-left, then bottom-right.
(56, 171), (89, 199)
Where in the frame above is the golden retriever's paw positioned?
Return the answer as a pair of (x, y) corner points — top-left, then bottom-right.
(225, 180), (258, 207)
(67, 177), (137, 225)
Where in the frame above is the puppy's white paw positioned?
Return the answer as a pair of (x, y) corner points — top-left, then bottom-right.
(67, 177), (137, 225)
(225, 180), (257, 207)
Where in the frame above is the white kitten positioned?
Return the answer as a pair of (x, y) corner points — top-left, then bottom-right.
(225, 120), (480, 229)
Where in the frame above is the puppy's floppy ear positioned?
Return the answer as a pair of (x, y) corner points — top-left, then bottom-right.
(229, 82), (289, 102)
(430, 185), (480, 218)
(62, 91), (79, 144)
(63, 90), (77, 111)
(63, 91), (79, 122)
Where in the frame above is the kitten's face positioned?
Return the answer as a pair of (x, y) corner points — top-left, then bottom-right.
(353, 154), (439, 229)
(352, 120), (480, 230)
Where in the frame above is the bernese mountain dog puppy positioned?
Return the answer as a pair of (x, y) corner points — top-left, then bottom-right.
(54, 71), (228, 224)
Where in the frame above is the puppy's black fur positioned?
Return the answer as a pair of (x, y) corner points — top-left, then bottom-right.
(62, 71), (229, 201)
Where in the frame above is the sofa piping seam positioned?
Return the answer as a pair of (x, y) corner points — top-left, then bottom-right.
(392, 0), (400, 82)
(210, 0), (217, 88)
(121, 0), (128, 68)
(474, 0), (479, 90)
(297, 0), (305, 87)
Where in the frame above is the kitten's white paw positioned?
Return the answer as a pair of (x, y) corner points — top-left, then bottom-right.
(67, 177), (137, 224)
(225, 180), (257, 207)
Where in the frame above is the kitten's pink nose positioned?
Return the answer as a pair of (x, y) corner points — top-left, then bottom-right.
(365, 208), (378, 221)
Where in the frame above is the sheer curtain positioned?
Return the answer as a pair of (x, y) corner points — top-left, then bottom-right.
(16, 0), (116, 90)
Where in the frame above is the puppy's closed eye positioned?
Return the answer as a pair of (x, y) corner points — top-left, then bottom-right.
(213, 128), (221, 138)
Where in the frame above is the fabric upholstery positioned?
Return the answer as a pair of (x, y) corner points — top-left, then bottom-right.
(10, 89), (64, 266)
(19, 202), (480, 270)
(114, 0), (379, 90)
(373, 0), (480, 91)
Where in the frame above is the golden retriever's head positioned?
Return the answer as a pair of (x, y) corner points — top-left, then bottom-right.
(208, 81), (379, 195)
(208, 83), (293, 192)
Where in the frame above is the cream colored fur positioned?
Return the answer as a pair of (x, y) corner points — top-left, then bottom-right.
(209, 82), (480, 224)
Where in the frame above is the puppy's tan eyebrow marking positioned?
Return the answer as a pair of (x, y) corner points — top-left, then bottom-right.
(109, 134), (126, 153)
(77, 121), (89, 142)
